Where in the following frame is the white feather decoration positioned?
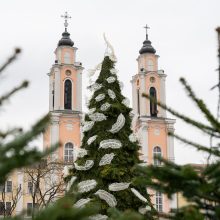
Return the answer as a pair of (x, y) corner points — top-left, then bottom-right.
(77, 148), (88, 158)
(99, 139), (122, 149)
(100, 102), (111, 111)
(89, 113), (107, 122)
(66, 176), (77, 191)
(94, 189), (117, 207)
(74, 198), (91, 208)
(95, 94), (105, 102)
(88, 63), (102, 77)
(63, 165), (71, 178)
(88, 108), (96, 114)
(83, 121), (95, 132)
(122, 98), (130, 107)
(78, 180), (97, 193)
(75, 160), (94, 171)
(106, 76), (116, 83)
(108, 89), (116, 100)
(87, 135), (97, 145)
(129, 133), (137, 143)
(110, 68), (118, 75)
(99, 153), (115, 166)
(89, 83), (103, 92)
(119, 81), (124, 90)
(108, 182), (130, 191)
(109, 113), (125, 133)
(89, 214), (108, 220)
(103, 33), (117, 62)
(131, 188), (147, 203)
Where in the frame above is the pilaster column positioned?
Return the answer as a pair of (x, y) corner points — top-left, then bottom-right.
(50, 114), (60, 160)
(167, 126), (175, 162)
(140, 74), (146, 116)
(54, 67), (61, 110)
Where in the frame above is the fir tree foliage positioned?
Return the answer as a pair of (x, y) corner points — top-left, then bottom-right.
(69, 54), (156, 218)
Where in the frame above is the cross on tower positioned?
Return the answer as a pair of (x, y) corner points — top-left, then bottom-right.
(61, 12), (71, 31)
(143, 24), (150, 39)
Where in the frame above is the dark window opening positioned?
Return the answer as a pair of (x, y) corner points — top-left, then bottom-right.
(52, 90), (54, 109)
(137, 89), (140, 115)
(64, 80), (72, 110)
(150, 87), (157, 117)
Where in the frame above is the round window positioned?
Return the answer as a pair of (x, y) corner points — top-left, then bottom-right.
(150, 77), (155, 83)
(65, 70), (71, 76)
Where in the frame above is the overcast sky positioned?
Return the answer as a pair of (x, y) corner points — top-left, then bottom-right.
(0, 0), (219, 164)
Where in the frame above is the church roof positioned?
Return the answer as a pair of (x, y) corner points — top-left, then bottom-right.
(139, 25), (156, 54)
(58, 31), (74, 47)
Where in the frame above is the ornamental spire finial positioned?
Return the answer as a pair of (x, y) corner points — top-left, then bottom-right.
(61, 12), (71, 32)
(143, 24), (150, 40)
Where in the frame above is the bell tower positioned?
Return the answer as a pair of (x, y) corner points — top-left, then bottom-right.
(131, 25), (176, 212)
(43, 12), (83, 163)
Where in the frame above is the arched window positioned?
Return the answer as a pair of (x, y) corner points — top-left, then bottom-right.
(155, 191), (163, 212)
(147, 60), (154, 71)
(153, 146), (162, 166)
(64, 52), (71, 64)
(64, 80), (72, 110)
(150, 87), (157, 117)
(64, 142), (74, 163)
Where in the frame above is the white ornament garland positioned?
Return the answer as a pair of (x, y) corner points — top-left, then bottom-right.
(89, 113), (107, 122)
(106, 76), (116, 83)
(122, 98), (130, 107)
(83, 121), (95, 132)
(94, 189), (117, 207)
(109, 113), (125, 133)
(75, 160), (94, 171)
(90, 83), (103, 92)
(99, 153), (115, 166)
(74, 198), (91, 208)
(89, 214), (108, 220)
(131, 188), (147, 203)
(99, 139), (122, 149)
(95, 94), (105, 102)
(66, 176), (77, 191)
(100, 102), (111, 111)
(129, 133), (137, 143)
(78, 180), (97, 193)
(108, 182), (130, 191)
(77, 148), (88, 158)
(87, 135), (97, 145)
(108, 89), (116, 100)
(110, 68), (118, 75)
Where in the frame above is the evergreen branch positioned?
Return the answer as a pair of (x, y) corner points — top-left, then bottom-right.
(168, 132), (220, 157)
(0, 48), (21, 75)
(142, 93), (220, 137)
(180, 77), (220, 133)
(0, 128), (23, 139)
(0, 81), (29, 106)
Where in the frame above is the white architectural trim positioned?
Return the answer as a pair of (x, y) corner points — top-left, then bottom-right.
(140, 123), (148, 162)
(54, 67), (61, 110)
(140, 74), (146, 116)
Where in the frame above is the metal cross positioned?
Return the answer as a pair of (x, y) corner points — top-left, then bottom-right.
(144, 24), (150, 35)
(61, 12), (71, 31)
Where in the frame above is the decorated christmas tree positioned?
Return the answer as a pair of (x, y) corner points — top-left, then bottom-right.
(68, 39), (156, 219)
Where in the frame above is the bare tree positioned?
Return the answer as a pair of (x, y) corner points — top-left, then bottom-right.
(23, 159), (65, 217)
(0, 183), (22, 218)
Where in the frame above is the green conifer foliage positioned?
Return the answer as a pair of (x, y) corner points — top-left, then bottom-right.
(69, 55), (155, 219)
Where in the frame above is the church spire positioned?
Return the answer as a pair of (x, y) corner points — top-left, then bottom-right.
(58, 12), (74, 47)
(139, 24), (156, 54)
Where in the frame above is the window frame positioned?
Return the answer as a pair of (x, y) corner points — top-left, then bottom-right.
(153, 146), (162, 166)
(64, 142), (74, 163)
(155, 191), (163, 212)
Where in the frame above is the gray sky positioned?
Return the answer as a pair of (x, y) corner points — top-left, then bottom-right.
(0, 0), (219, 164)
